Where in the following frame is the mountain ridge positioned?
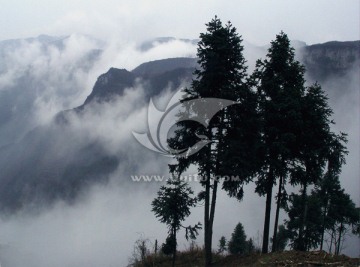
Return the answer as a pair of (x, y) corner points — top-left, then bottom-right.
(0, 38), (358, 213)
(80, 40), (359, 109)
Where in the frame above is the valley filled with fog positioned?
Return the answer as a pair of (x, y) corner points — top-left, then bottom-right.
(0, 34), (358, 267)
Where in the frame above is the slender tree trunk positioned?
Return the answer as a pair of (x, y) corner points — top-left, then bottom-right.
(320, 203), (327, 251)
(208, 153), (221, 259)
(297, 182), (308, 251)
(336, 222), (343, 255)
(204, 125), (222, 266)
(204, 168), (211, 267)
(204, 168), (219, 266)
(209, 179), (218, 227)
(329, 230), (334, 253)
(262, 168), (274, 254)
(172, 228), (177, 267)
(272, 174), (283, 252)
(208, 178), (218, 258)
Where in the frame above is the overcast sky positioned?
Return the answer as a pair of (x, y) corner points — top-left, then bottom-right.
(0, 0), (359, 45)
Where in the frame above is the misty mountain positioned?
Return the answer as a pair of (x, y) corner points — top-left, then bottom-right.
(80, 57), (196, 107)
(300, 41), (360, 81)
(0, 37), (358, 214)
(0, 34), (103, 147)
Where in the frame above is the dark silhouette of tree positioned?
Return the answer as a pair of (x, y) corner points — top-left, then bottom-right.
(284, 126), (358, 254)
(289, 83), (336, 251)
(314, 132), (348, 250)
(217, 236), (227, 254)
(246, 238), (256, 254)
(270, 224), (290, 251)
(151, 177), (201, 267)
(286, 177), (359, 254)
(323, 188), (359, 255)
(252, 32), (306, 253)
(168, 16), (251, 266)
(161, 235), (176, 256)
(228, 222), (248, 255)
(285, 193), (323, 251)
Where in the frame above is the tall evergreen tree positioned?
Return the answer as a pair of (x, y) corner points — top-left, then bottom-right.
(168, 16), (252, 266)
(252, 32), (305, 253)
(289, 83), (335, 251)
(285, 192), (323, 251)
(286, 179), (359, 254)
(151, 176), (201, 267)
(322, 187), (359, 254)
(284, 89), (351, 252)
(314, 132), (348, 250)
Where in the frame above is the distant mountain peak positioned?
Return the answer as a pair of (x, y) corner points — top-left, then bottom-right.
(132, 57), (198, 76)
(83, 68), (135, 105)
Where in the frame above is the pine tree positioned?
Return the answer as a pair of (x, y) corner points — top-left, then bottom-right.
(217, 236), (227, 254)
(289, 83), (336, 251)
(246, 238), (256, 254)
(314, 132), (348, 250)
(285, 193), (323, 251)
(253, 32), (306, 253)
(286, 183), (359, 253)
(151, 177), (201, 267)
(167, 16), (251, 266)
(323, 187), (359, 254)
(228, 222), (248, 255)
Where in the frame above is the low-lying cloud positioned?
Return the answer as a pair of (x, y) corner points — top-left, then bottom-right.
(0, 35), (358, 266)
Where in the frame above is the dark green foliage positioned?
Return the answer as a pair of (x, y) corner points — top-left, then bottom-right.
(289, 84), (347, 251)
(285, 193), (323, 251)
(253, 34), (348, 253)
(314, 140), (346, 251)
(253, 31), (306, 253)
(285, 177), (359, 254)
(273, 225), (290, 251)
(152, 179), (198, 233)
(283, 125), (356, 254)
(246, 238), (256, 254)
(167, 16), (254, 266)
(218, 236), (227, 254)
(228, 223), (248, 255)
(151, 178), (200, 267)
(321, 186), (359, 254)
(184, 223), (202, 240)
(290, 83), (334, 188)
(156, 22), (355, 262)
(162, 235), (176, 256)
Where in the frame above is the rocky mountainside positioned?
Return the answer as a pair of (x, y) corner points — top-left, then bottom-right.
(0, 39), (358, 213)
(300, 41), (360, 81)
(82, 58), (196, 106)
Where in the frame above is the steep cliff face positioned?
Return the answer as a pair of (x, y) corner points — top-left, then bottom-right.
(83, 68), (136, 105)
(79, 57), (196, 109)
(300, 41), (359, 81)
